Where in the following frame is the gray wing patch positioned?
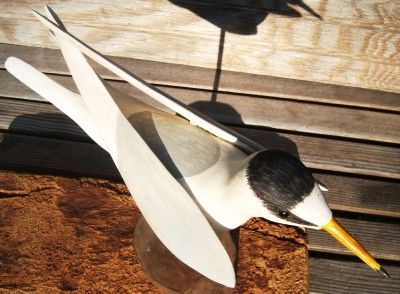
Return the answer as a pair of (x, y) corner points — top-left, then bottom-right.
(128, 111), (221, 178)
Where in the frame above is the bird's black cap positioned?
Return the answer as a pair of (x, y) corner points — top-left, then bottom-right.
(246, 150), (315, 214)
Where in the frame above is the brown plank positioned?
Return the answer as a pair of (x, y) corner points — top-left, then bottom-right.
(310, 256), (400, 293)
(1, 132), (400, 218)
(2, 69), (400, 144)
(1, 1), (400, 93)
(309, 216), (400, 261)
(314, 173), (400, 218)
(1, 97), (400, 179)
(1, 44), (400, 112)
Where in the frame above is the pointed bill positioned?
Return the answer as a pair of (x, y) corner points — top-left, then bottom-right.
(32, 9), (262, 154)
(42, 6), (235, 287)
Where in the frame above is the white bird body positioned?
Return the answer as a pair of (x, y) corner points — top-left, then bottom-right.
(100, 85), (265, 230)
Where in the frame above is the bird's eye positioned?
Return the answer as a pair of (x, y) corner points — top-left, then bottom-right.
(278, 211), (290, 218)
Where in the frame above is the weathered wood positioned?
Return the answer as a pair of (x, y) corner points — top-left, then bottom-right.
(2, 70), (400, 144)
(1, 0), (399, 93)
(1, 98), (400, 179)
(309, 256), (400, 293)
(1, 44), (400, 112)
(309, 216), (400, 261)
(314, 173), (400, 218)
(1, 133), (400, 219)
(0, 133), (118, 179)
(237, 127), (400, 180)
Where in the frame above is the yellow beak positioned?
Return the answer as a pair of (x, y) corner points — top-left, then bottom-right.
(321, 218), (390, 278)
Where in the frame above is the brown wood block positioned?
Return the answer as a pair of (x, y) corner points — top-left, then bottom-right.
(0, 171), (308, 293)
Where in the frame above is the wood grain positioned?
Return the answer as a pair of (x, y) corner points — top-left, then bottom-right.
(2, 69), (400, 145)
(1, 0), (399, 93)
(238, 127), (400, 180)
(1, 44), (400, 112)
(1, 131), (400, 220)
(0, 133), (118, 179)
(313, 173), (400, 218)
(1, 97), (400, 179)
(309, 256), (400, 293)
(309, 216), (400, 261)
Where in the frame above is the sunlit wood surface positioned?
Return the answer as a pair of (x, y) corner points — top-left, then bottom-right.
(1, 0), (400, 93)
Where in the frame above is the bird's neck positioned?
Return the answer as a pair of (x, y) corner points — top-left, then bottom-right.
(185, 152), (267, 230)
(221, 158), (267, 227)
(195, 155), (266, 230)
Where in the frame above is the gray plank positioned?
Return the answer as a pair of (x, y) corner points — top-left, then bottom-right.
(309, 216), (400, 261)
(1, 44), (399, 112)
(310, 256), (400, 293)
(314, 173), (400, 218)
(0, 133), (118, 179)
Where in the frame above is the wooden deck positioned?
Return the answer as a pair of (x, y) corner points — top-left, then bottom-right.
(1, 1), (400, 293)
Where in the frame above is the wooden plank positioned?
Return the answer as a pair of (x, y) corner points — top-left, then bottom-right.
(2, 70), (400, 144)
(1, 44), (400, 112)
(309, 216), (400, 261)
(0, 97), (86, 142)
(0, 133), (118, 179)
(237, 127), (400, 180)
(314, 173), (400, 218)
(1, 132), (399, 218)
(1, 1), (400, 93)
(309, 255), (400, 293)
(1, 98), (400, 180)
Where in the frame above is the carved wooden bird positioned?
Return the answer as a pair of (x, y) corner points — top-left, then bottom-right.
(5, 6), (390, 287)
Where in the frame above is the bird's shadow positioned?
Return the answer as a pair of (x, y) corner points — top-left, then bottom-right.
(169, 0), (321, 35)
(188, 100), (300, 158)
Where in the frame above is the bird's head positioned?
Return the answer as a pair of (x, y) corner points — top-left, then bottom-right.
(246, 149), (389, 277)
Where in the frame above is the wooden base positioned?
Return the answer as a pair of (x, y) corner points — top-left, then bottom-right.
(134, 216), (237, 293)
